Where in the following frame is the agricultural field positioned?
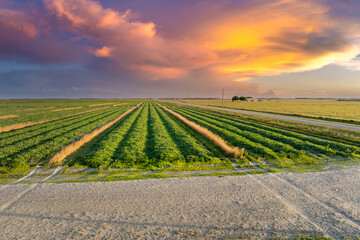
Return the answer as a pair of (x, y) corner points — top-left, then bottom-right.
(0, 99), (135, 129)
(1, 100), (360, 239)
(180, 99), (360, 124)
(163, 103), (360, 168)
(0, 99), (359, 183)
(0, 100), (139, 175)
(69, 102), (229, 170)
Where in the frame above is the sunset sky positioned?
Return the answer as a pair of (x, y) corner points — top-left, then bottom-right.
(1, 0), (360, 98)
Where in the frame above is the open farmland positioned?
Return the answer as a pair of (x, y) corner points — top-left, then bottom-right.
(180, 99), (360, 124)
(69, 102), (228, 170)
(0, 101), (139, 175)
(163, 103), (360, 169)
(0, 99), (134, 131)
(0, 100), (360, 239)
(0, 100), (359, 179)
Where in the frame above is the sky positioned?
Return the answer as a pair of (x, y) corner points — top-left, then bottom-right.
(0, 0), (360, 99)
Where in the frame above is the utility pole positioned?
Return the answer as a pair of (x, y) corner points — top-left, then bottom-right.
(221, 88), (224, 112)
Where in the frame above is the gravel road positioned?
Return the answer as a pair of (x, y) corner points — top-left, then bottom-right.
(0, 166), (359, 239)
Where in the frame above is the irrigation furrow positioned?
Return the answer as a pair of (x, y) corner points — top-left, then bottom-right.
(0, 167), (62, 213)
(0, 115), (18, 120)
(51, 106), (83, 112)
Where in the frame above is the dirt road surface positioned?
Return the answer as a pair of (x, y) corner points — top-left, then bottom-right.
(0, 166), (359, 239)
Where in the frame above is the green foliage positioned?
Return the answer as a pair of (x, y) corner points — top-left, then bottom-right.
(0, 99), (134, 127)
(154, 104), (216, 162)
(76, 105), (145, 168)
(145, 103), (183, 165)
(0, 105), (133, 173)
(73, 103), (225, 169)
(2, 99), (359, 176)
(165, 104), (360, 167)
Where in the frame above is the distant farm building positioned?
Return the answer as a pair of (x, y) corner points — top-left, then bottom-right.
(247, 98), (262, 102)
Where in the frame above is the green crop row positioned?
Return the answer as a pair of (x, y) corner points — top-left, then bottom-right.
(113, 103), (149, 166)
(77, 104), (145, 168)
(0, 99), (131, 115)
(73, 103), (224, 169)
(168, 106), (281, 161)
(0, 106), (128, 147)
(166, 104), (360, 166)
(146, 103), (183, 166)
(178, 105), (360, 157)
(0, 101), (137, 128)
(0, 106), (132, 173)
(181, 99), (360, 123)
(154, 104), (216, 161)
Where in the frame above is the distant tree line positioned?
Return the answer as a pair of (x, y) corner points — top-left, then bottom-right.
(232, 96), (252, 102)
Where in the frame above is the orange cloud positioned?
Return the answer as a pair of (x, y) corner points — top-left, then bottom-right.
(195, 0), (360, 79)
(0, 9), (37, 40)
(44, 0), (216, 80)
(44, 0), (360, 81)
(129, 65), (188, 81)
(92, 46), (113, 57)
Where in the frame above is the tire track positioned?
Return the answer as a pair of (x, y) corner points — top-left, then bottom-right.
(231, 163), (333, 238)
(0, 166), (40, 192)
(244, 162), (360, 237)
(277, 173), (360, 228)
(0, 167), (62, 213)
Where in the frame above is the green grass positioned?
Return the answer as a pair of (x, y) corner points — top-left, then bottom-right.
(45, 170), (246, 183)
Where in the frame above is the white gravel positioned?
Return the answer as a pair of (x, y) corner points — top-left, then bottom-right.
(0, 166), (360, 239)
